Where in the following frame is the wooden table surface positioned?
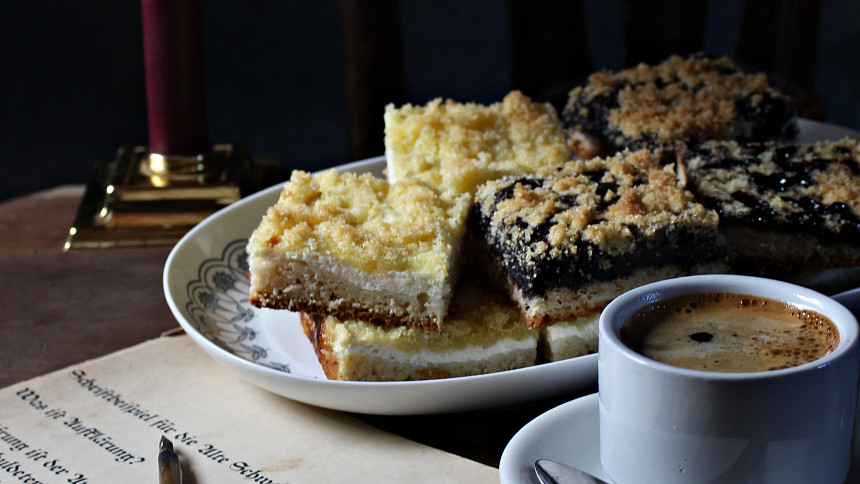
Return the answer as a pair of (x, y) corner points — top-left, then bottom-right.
(0, 186), (596, 468)
(0, 186), (177, 385)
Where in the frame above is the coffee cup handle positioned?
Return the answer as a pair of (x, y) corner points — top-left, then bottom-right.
(832, 288), (860, 320)
(832, 287), (860, 481)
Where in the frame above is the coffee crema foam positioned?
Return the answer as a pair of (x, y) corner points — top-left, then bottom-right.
(620, 292), (839, 373)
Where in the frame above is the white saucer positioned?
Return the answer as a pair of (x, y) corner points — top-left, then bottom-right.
(500, 393), (608, 484)
(500, 393), (860, 484)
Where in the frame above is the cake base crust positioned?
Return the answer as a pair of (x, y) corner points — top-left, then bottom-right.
(249, 254), (450, 330)
(510, 262), (729, 328)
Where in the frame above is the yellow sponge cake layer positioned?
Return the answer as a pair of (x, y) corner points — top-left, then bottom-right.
(247, 169), (471, 330)
(300, 276), (539, 381)
(384, 90), (570, 196)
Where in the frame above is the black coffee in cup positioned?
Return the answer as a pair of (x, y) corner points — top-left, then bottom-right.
(620, 292), (839, 372)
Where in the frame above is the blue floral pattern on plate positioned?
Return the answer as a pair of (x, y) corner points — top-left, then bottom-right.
(184, 239), (290, 372)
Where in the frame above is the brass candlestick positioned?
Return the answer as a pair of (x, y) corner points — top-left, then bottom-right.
(65, 0), (279, 250)
(64, 143), (245, 250)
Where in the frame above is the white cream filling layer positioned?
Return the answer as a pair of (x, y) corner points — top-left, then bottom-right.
(543, 312), (600, 343)
(336, 336), (537, 366)
(250, 252), (442, 293)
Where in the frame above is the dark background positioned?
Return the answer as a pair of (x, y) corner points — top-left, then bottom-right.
(2, 0), (860, 202)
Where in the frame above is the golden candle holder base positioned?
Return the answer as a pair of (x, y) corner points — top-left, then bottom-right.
(65, 143), (262, 250)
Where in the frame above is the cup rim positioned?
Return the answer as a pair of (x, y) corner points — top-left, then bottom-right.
(598, 274), (860, 380)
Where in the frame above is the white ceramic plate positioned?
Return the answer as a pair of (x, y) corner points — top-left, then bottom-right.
(163, 156), (598, 415)
(499, 392), (860, 484)
(795, 118), (860, 143)
(163, 120), (858, 416)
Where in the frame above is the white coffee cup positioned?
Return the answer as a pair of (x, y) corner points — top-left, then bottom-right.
(598, 274), (860, 484)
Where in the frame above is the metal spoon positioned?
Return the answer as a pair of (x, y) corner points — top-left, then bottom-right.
(534, 459), (610, 484)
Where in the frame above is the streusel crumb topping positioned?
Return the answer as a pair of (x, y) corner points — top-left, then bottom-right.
(476, 149), (718, 259)
(583, 56), (771, 140)
(248, 169), (470, 275)
(563, 54), (797, 155)
(680, 138), (860, 236)
(384, 90), (570, 195)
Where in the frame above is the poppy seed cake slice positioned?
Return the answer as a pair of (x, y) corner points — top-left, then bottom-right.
(473, 149), (729, 328)
(678, 138), (860, 272)
(562, 53), (797, 158)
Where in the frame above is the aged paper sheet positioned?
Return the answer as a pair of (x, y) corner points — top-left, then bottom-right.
(0, 335), (498, 483)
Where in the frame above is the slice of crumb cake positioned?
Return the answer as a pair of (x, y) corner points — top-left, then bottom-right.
(384, 90), (570, 196)
(473, 149), (728, 328)
(247, 169), (470, 331)
(562, 53), (798, 158)
(678, 138), (860, 272)
(298, 268), (539, 381)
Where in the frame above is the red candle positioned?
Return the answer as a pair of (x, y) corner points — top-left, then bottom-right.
(141, 0), (208, 156)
